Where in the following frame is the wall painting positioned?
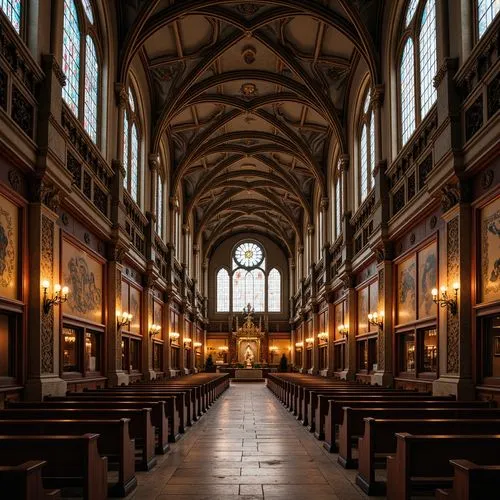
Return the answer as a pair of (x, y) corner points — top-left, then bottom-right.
(62, 239), (103, 324)
(418, 242), (437, 318)
(397, 256), (416, 325)
(481, 197), (500, 303)
(357, 286), (369, 335)
(0, 194), (18, 300)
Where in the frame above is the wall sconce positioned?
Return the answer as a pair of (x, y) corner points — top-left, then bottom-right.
(42, 280), (69, 314)
(218, 345), (229, 352)
(295, 341), (303, 349)
(432, 283), (459, 315)
(269, 345), (278, 352)
(184, 337), (192, 347)
(338, 324), (349, 338)
(149, 324), (161, 337)
(193, 341), (202, 348)
(117, 311), (133, 330)
(317, 332), (328, 341)
(169, 332), (180, 343)
(305, 337), (314, 344)
(368, 311), (384, 329)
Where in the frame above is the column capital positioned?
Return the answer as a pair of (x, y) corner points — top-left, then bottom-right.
(370, 84), (385, 108)
(320, 197), (329, 211)
(182, 223), (190, 235)
(307, 224), (314, 235)
(148, 153), (160, 171)
(170, 196), (179, 210)
(338, 154), (349, 172)
(115, 82), (128, 109)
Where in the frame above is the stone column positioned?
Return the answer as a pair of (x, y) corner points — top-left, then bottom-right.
(372, 258), (394, 386)
(341, 277), (356, 381)
(327, 298), (336, 375)
(25, 183), (67, 400)
(149, 154), (159, 222)
(433, 190), (474, 399)
(163, 292), (173, 376)
(142, 272), (157, 381)
(182, 224), (190, 270)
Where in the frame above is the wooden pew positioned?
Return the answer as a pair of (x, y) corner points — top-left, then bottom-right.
(323, 400), (495, 453)
(356, 418), (500, 495)
(44, 397), (175, 448)
(0, 461), (61, 499)
(0, 434), (108, 500)
(0, 419), (136, 497)
(81, 389), (188, 432)
(435, 459), (500, 500)
(386, 434), (500, 500)
(312, 393), (452, 439)
(0, 407), (156, 471)
(338, 403), (495, 466)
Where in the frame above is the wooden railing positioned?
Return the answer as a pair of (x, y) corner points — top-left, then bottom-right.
(351, 190), (376, 255)
(123, 191), (147, 257)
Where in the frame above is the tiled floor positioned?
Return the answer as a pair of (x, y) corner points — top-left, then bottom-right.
(127, 382), (383, 500)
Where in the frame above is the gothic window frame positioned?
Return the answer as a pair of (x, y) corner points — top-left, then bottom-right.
(358, 89), (375, 205)
(334, 160), (343, 240)
(397, 0), (437, 149)
(475, 0), (500, 40)
(62, 0), (102, 145)
(122, 85), (142, 207)
(0, 0), (24, 35)
(156, 171), (165, 239)
(216, 267), (230, 313)
(267, 267), (282, 313)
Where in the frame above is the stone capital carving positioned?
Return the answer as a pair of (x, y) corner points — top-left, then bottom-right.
(433, 57), (459, 89)
(30, 178), (61, 212)
(320, 197), (329, 211)
(182, 223), (190, 234)
(298, 245), (304, 255)
(148, 153), (160, 171)
(338, 154), (349, 172)
(307, 224), (314, 235)
(170, 196), (179, 210)
(42, 54), (66, 87)
(370, 84), (384, 108)
(193, 244), (200, 255)
(112, 159), (126, 177)
(440, 181), (471, 212)
(115, 83), (128, 109)
(107, 243), (127, 264)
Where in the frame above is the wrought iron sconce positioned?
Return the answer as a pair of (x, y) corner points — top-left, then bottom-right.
(149, 324), (161, 337)
(368, 311), (384, 329)
(42, 280), (69, 314)
(338, 324), (349, 339)
(432, 283), (459, 315)
(117, 311), (133, 330)
(305, 337), (314, 345)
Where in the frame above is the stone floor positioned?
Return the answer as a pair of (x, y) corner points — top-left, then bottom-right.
(127, 382), (385, 500)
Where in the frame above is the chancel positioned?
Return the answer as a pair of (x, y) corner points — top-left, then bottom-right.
(0, 0), (499, 499)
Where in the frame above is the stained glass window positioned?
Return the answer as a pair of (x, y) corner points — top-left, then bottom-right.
(268, 268), (281, 312)
(405, 0), (419, 26)
(335, 171), (342, 239)
(363, 92), (370, 114)
(129, 88), (135, 113)
(130, 123), (139, 203)
(370, 114), (375, 177)
(234, 242), (264, 268)
(123, 112), (129, 188)
(84, 35), (98, 142)
(82, 0), (93, 23)
(360, 124), (368, 201)
(62, 0), (81, 115)
(478, 0), (500, 38)
(156, 173), (163, 237)
(400, 38), (416, 145)
(0, 0), (22, 33)
(419, 0), (437, 118)
(217, 268), (230, 312)
(232, 269), (245, 312)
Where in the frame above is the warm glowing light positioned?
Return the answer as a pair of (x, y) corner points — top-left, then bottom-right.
(54, 284), (62, 293)
(62, 286), (69, 296)
(318, 332), (328, 340)
(184, 338), (192, 343)
(440, 286), (447, 294)
(269, 345), (278, 351)
(305, 337), (314, 343)
(149, 324), (161, 336)
(379, 311), (384, 318)
(169, 332), (180, 339)
(368, 313), (373, 321)
(453, 282), (460, 291)
(431, 288), (438, 297)
(295, 342), (304, 348)
(42, 280), (50, 289)
(193, 342), (202, 348)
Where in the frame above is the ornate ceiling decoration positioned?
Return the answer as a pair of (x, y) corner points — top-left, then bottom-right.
(118, 0), (381, 258)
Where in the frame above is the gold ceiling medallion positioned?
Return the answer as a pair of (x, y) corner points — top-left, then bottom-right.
(242, 45), (256, 64)
(240, 83), (258, 98)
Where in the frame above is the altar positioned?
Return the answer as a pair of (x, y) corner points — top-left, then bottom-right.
(234, 368), (263, 380)
(233, 304), (266, 365)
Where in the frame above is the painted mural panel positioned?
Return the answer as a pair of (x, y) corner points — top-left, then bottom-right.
(129, 285), (141, 335)
(335, 302), (344, 340)
(481, 197), (500, 303)
(153, 300), (162, 330)
(357, 286), (369, 335)
(0, 194), (18, 300)
(397, 256), (416, 324)
(418, 242), (437, 318)
(369, 282), (378, 315)
(62, 239), (103, 323)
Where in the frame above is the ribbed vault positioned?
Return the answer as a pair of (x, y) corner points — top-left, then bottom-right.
(118, 0), (381, 259)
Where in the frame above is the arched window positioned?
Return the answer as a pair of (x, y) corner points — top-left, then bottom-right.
(359, 91), (375, 203)
(478, 0), (500, 38)
(123, 87), (142, 205)
(156, 173), (164, 238)
(334, 161), (343, 239)
(62, 0), (101, 143)
(0, 0), (22, 33)
(268, 268), (281, 312)
(399, 0), (437, 147)
(216, 268), (230, 312)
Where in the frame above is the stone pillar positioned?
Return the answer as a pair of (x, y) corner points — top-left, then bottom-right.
(327, 298), (336, 375)
(142, 272), (157, 381)
(372, 258), (394, 386)
(340, 277), (356, 381)
(25, 185), (67, 400)
(433, 192), (474, 399)
(309, 309), (319, 375)
(163, 292), (173, 376)
(179, 304), (187, 374)
(182, 224), (190, 270)
(149, 154), (159, 221)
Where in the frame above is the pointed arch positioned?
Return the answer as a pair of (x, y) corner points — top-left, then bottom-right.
(216, 268), (230, 312)
(268, 268), (281, 313)
(62, 0), (81, 115)
(400, 37), (416, 146)
(84, 35), (99, 141)
(419, 0), (437, 118)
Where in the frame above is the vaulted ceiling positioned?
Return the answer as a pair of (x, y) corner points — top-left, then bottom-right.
(118, 0), (382, 258)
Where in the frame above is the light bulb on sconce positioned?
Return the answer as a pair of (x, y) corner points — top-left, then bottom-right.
(149, 324), (161, 337)
(269, 345), (278, 352)
(432, 283), (459, 315)
(317, 332), (329, 341)
(305, 337), (314, 344)
(368, 311), (384, 329)
(184, 338), (192, 346)
(42, 280), (70, 314)
(169, 332), (180, 343)
(338, 324), (349, 338)
(193, 342), (202, 348)
(117, 311), (133, 329)
(295, 341), (304, 349)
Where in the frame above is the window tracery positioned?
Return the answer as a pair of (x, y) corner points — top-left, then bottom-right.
(399, 0), (437, 147)
(0, 0), (22, 33)
(478, 0), (499, 38)
(123, 87), (142, 206)
(359, 92), (375, 203)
